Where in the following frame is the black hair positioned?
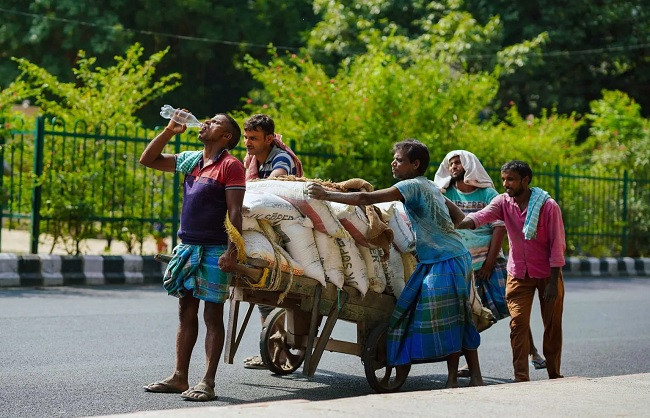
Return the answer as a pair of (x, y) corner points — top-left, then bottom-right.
(392, 139), (430, 175)
(243, 114), (275, 137)
(218, 113), (241, 150)
(501, 160), (533, 182)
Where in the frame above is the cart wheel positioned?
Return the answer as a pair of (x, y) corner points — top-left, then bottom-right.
(362, 323), (410, 393)
(260, 308), (306, 375)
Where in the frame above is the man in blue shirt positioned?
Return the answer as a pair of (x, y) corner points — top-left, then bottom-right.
(241, 114), (302, 369)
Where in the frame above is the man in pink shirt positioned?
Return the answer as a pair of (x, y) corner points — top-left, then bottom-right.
(455, 160), (565, 382)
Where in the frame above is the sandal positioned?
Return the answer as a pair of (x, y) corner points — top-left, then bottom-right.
(180, 382), (216, 402)
(529, 354), (547, 370)
(243, 355), (267, 369)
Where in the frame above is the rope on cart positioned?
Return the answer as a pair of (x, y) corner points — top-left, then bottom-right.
(258, 220), (294, 303)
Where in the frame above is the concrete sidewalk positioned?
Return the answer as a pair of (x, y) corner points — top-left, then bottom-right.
(101, 373), (650, 417)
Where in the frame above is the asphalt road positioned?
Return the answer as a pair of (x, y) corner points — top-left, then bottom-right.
(1, 277), (649, 417)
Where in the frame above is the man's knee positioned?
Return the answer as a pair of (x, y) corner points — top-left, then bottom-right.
(203, 302), (224, 327)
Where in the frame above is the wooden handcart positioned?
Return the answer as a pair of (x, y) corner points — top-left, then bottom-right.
(223, 257), (411, 393)
(155, 253), (410, 393)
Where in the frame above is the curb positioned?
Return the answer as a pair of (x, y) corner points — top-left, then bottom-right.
(0, 254), (165, 287)
(563, 256), (650, 277)
(0, 254), (648, 288)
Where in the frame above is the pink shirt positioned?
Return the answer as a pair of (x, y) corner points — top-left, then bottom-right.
(467, 193), (566, 279)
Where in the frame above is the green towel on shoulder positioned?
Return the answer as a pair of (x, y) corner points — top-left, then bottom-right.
(523, 187), (550, 240)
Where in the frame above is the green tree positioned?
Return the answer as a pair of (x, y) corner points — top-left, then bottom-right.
(307, 0), (650, 119)
(3, 43), (180, 254)
(582, 90), (650, 256)
(463, 0), (650, 118)
(11, 43), (180, 128)
(0, 0), (318, 124)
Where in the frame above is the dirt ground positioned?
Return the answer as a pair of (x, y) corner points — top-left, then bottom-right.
(0, 228), (172, 255)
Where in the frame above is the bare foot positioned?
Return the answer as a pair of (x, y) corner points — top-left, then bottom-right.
(468, 375), (485, 387)
(445, 379), (459, 388)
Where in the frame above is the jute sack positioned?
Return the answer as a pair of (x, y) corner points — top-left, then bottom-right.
(401, 251), (418, 283)
(375, 201), (415, 253)
(243, 190), (302, 224)
(242, 230), (304, 276)
(330, 202), (371, 247)
(335, 237), (369, 296)
(469, 273), (496, 332)
(313, 230), (345, 288)
(383, 245), (405, 298)
(247, 180), (348, 238)
(359, 246), (386, 293)
(273, 218), (326, 286)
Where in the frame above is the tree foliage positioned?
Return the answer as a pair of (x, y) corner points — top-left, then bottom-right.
(2, 44), (180, 254)
(307, 0), (650, 118)
(10, 43), (180, 129)
(242, 33), (580, 187)
(0, 0), (318, 124)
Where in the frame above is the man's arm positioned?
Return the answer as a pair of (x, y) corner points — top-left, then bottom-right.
(543, 267), (561, 303)
(475, 225), (506, 281)
(457, 216), (476, 230)
(268, 167), (288, 178)
(444, 197), (465, 226)
(139, 119), (186, 172)
(307, 183), (403, 205)
(544, 201), (566, 302)
(218, 188), (245, 273)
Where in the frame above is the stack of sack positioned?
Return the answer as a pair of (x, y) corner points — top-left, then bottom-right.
(239, 178), (419, 299)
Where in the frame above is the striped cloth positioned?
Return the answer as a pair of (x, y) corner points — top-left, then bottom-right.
(474, 258), (510, 321)
(386, 252), (480, 366)
(163, 243), (231, 303)
(523, 187), (550, 240)
(176, 150), (203, 174)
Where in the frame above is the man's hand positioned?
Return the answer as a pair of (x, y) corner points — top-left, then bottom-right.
(543, 280), (558, 303)
(165, 109), (190, 134)
(307, 183), (327, 200)
(475, 260), (494, 281)
(218, 249), (238, 273)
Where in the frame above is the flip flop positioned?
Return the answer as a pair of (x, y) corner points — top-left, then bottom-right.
(181, 382), (216, 402)
(457, 368), (471, 378)
(530, 359), (547, 370)
(143, 381), (185, 394)
(243, 355), (267, 369)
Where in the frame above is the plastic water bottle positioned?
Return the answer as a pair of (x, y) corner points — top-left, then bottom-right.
(160, 104), (203, 128)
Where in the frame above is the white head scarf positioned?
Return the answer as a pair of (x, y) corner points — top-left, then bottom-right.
(433, 150), (494, 193)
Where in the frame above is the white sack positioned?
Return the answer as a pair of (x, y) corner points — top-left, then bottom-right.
(359, 246), (386, 293)
(274, 220), (326, 286)
(247, 180), (347, 238)
(243, 191), (302, 224)
(313, 230), (345, 288)
(383, 245), (405, 298)
(335, 237), (369, 296)
(375, 201), (415, 253)
(243, 230), (304, 276)
(331, 203), (371, 247)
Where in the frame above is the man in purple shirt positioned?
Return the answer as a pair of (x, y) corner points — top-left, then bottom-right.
(455, 160), (565, 382)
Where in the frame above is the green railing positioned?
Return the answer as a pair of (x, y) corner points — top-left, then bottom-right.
(1, 116), (648, 256)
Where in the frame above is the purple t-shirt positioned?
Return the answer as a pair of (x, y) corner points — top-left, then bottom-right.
(176, 150), (246, 245)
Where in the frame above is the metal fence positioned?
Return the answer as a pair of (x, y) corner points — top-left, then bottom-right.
(1, 116), (648, 256)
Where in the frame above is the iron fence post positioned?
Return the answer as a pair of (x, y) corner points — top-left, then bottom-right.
(30, 117), (44, 254)
(554, 165), (561, 204)
(0, 117), (4, 251)
(171, 133), (181, 250)
(621, 170), (629, 257)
